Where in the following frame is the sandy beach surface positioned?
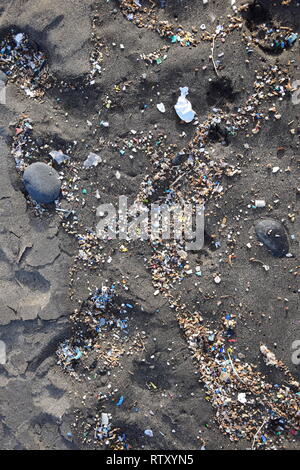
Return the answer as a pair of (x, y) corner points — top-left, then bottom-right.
(0, 0), (299, 450)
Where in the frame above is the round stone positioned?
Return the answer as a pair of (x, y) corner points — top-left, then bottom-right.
(23, 162), (61, 204)
(254, 218), (289, 257)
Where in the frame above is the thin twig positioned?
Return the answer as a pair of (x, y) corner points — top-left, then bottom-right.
(211, 35), (219, 77)
(251, 418), (268, 450)
(170, 168), (193, 188)
(227, 351), (246, 384)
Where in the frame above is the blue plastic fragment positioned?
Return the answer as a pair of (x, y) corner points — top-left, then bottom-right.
(116, 396), (125, 406)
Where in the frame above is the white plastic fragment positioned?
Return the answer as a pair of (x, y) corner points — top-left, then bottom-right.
(144, 429), (153, 437)
(50, 150), (70, 165)
(237, 392), (247, 404)
(254, 199), (266, 208)
(157, 102), (166, 113)
(24, 88), (37, 97)
(14, 33), (24, 46)
(174, 87), (195, 123)
(101, 413), (109, 426)
(83, 152), (102, 169)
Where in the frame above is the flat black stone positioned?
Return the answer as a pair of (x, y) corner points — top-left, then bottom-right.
(255, 218), (289, 257)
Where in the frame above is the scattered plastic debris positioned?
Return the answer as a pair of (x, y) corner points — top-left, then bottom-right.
(0, 29), (49, 97)
(56, 340), (83, 371)
(83, 152), (102, 169)
(50, 150), (70, 165)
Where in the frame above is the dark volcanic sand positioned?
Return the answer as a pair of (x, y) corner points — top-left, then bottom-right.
(0, 0), (299, 450)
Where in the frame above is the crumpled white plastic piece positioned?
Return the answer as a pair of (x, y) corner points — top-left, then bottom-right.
(157, 102), (166, 113)
(83, 152), (102, 169)
(101, 413), (109, 426)
(174, 87), (195, 123)
(50, 150), (70, 165)
(14, 33), (24, 46)
(237, 392), (247, 404)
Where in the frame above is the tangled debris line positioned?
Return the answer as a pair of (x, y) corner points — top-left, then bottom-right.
(119, 0), (198, 47)
(177, 310), (300, 448)
(119, 0), (245, 48)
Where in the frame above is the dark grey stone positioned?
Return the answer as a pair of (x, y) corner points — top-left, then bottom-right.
(23, 162), (61, 204)
(255, 218), (289, 257)
(0, 70), (8, 84)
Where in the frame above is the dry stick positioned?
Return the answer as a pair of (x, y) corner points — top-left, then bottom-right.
(170, 167), (193, 188)
(211, 35), (219, 77)
(251, 418), (268, 450)
(227, 351), (246, 385)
